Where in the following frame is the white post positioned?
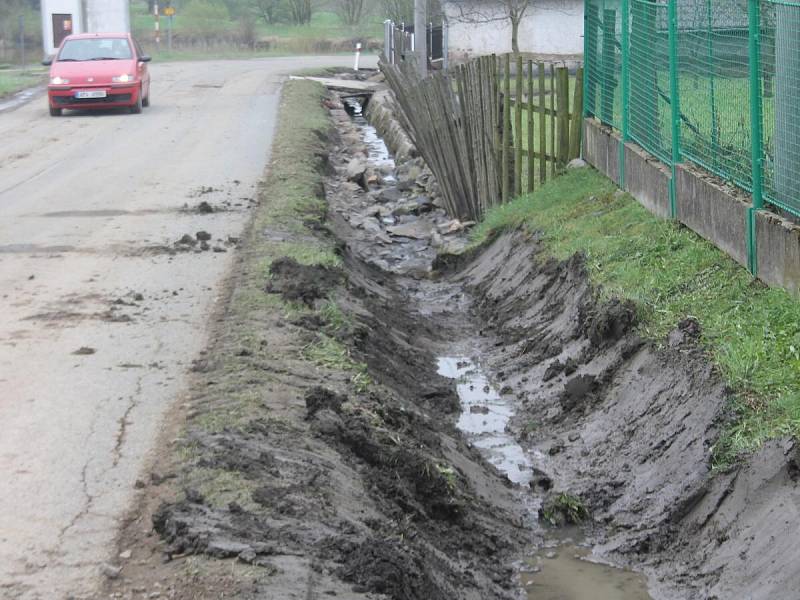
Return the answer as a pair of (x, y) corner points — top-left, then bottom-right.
(354, 42), (361, 71)
(384, 19), (392, 62)
(154, 2), (160, 46)
(443, 20), (449, 71)
(414, 0), (428, 77)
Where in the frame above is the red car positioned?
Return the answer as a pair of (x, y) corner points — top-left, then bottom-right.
(43, 33), (151, 116)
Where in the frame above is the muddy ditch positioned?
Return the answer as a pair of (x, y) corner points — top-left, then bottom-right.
(121, 82), (800, 600)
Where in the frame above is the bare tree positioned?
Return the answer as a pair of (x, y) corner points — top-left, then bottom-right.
(250, 0), (284, 24)
(382, 0), (442, 24)
(287, 0), (313, 24)
(336, 0), (365, 25)
(446, 0), (536, 54)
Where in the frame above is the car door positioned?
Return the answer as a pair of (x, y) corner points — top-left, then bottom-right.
(133, 38), (150, 97)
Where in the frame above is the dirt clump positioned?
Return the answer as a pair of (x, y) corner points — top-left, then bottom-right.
(304, 386), (346, 419)
(265, 256), (342, 307)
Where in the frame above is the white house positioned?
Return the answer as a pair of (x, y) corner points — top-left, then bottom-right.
(441, 0), (584, 62)
(41, 0), (130, 55)
(86, 0), (131, 36)
(41, 0), (83, 55)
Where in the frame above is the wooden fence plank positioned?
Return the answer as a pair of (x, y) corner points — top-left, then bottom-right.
(514, 53), (523, 197)
(550, 64), (556, 177)
(569, 66), (585, 160)
(557, 67), (570, 167)
(538, 62), (547, 183)
(502, 54), (511, 204)
(527, 60), (535, 193)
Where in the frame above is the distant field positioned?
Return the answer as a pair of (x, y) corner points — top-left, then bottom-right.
(130, 7), (384, 58)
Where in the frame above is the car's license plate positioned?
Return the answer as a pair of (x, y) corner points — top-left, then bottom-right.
(75, 90), (107, 99)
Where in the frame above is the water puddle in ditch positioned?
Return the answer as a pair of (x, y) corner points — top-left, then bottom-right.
(437, 356), (534, 485)
(437, 355), (653, 600)
(522, 544), (652, 599)
(345, 97), (396, 180)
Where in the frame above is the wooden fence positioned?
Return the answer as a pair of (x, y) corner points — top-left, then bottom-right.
(381, 54), (584, 221)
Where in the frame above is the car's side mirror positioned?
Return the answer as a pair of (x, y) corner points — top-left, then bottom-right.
(42, 57), (53, 66)
(139, 55), (151, 63)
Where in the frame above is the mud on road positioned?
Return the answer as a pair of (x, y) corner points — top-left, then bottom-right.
(109, 80), (800, 600)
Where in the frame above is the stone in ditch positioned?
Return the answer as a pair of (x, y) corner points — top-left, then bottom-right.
(386, 221), (434, 240)
(391, 201), (420, 217)
(567, 158), (587, 169)
(415, 195), (433, 212)
(196, 231), (212, 242)
(207, 539), (253, 558)
(377, 187), (404, 203)
(346, 159), (367, 182)
(100, 563), (122, 579)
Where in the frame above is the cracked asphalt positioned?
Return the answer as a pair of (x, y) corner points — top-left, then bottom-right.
(0, 55), (376, 600)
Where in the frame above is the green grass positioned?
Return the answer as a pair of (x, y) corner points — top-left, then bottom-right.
(0, 69), (45, 97)
(130, 4), (382, 60)
(472, 167), (800, 466)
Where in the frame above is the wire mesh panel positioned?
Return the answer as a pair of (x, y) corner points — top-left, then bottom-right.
(676, 0), (753, 190)
(628, 0), (672, 164)
(761, 0), (800, 216)
(584, 0), (800, 219)
(585, 0), (623, 128)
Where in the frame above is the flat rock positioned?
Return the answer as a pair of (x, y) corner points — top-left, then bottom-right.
(346, 159), (367, 182)
(377, 186), (404, 203)
(387, 221), (434, 240)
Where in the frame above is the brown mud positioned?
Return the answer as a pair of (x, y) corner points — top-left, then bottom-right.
(107, 85), (800, 600)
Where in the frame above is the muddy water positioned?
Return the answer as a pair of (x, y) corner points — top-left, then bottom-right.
(347, 98), (396, 177)
(522, 545), (652, 599)
(437, 358), (653, 600)
(437, 356), (534, 485)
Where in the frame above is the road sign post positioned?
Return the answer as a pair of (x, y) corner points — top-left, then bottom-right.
(164, 7), (175, 53)
(18, 15), (25, 74)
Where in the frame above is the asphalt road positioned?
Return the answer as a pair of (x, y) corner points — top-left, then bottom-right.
(0, 55), (376, 600)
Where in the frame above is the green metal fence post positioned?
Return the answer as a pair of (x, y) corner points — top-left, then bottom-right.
(619, 0), (630, 187)
(747, 0), (764, 276)
(667, 0), (681, 219)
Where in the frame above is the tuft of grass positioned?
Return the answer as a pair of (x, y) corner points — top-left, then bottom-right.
(191, 468), (259, 511)
(541, 492), (589, 526)
(319, 297), (353, 335)
(473, 167), (800, 466)
(303, 334), (372, 393)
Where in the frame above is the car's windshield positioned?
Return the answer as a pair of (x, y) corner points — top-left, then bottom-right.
(58, 38), (132, 61)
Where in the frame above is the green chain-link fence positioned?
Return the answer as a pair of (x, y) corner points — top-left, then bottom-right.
(761, 0), (800, 217)
(584, 0), (800, 273)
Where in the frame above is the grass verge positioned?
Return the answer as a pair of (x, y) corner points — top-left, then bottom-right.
(472, 167), (800, 466)
(0, 69), (46, 97)
(176, 78), (369, 506)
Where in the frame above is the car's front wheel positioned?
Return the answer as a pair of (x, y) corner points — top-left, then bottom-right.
(142, 88), (150, 108)
(49, 106), (62, 117)
(130, 88), (143, 114)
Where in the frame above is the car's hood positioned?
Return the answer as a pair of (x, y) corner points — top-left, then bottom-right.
(50, 59), (138, 84)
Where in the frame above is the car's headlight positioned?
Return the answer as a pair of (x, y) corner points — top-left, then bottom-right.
(112, 74), (133, 83)
(50, 76), (69, 85)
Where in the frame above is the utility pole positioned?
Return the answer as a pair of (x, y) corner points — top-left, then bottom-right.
(414, 0), (427, 78)
(18, 15), (25, 74)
